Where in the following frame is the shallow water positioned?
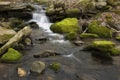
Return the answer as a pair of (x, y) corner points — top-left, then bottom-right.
(0, 5), (120, 80)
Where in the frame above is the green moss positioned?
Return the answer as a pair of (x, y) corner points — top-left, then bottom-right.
(91, 40), (115, 51)
(109, 48), (120, 56)
(66, 8), (80, 17)
(1, 48), (22, 62)
(49, 62), (61, 72)
(65, 32), (77, 40)
(50, 18), (81, 34)
(79, 33), (99, 39)
(87, 20), (112, 38)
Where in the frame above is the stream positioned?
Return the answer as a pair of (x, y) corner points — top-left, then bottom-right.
(0, 5), (120, 80)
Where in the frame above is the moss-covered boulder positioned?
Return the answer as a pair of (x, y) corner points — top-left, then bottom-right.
(80, 33), (99, 39)
(50, 18), (81, 34)
(87, 20), (112, 38)
(85, 40), (120, 58)
(65, 32), (77, 40)
(0, 27), (16, 44)
(1, 48), (22, 62)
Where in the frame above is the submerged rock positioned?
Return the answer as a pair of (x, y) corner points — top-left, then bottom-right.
(1, 48), (22, 62)
(50, 18), (81, 34)
(30, 61), (45, 74)
(49, 62), (61, 72)
(33, 50), (61, 58)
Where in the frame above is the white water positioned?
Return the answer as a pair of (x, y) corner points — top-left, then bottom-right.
(30, 5), (69, 44)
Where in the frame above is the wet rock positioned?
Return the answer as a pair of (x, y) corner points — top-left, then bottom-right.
(29, 22), (39, 29)
(33, 50), (61, 58)
(30, 61), (45, 74)
(49, 62), (61, 72)
(73, 40), (84, 46)
(18, 67), (27, 77)
(50, 18), (81, 34)
(79, 33), (99, 39)
(35, 36), (48, 43)
(0, 27), (16, 44)
(1, 48), (22, 63)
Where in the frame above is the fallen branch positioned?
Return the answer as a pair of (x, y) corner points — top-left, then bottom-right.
(0, 26), (32, 55)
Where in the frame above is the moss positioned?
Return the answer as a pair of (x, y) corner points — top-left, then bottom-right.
(87, 20), (112, 38)
(66, 8), (80, 17)
(91, 40), (115, 51)
(79, 33), (99, 39)
(49, 62), (61, 72)
(65, 32), (77, 40)
(109, 48), (120, 56)
(50, 18), (81, 34)
(1, 48), (22, 62)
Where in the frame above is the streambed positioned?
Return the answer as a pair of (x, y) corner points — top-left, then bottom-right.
(0, 5), (120, 80)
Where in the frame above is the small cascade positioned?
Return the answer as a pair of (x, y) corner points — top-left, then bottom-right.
(30, 5), (69, 44)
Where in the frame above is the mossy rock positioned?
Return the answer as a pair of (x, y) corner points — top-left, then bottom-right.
(79, 33), (99, 39)
(90, 40), (115, 51)
(49, 62), (61, 72)
(50, 18), (81, 34)
(1, 48), (22, 62)
(87, 20), (112, 38)
(109, 48), (120, 56)
(65, 32), (77, 40)
(84, 40), (120, 59)
(66, 8), (80, 17)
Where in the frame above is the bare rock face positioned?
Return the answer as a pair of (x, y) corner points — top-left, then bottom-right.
(0, 27), (16, 44)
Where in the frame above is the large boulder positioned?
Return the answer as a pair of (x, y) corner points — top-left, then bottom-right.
(50, 18), (81, 34)
(0, 27), (16, 44)
(1, 48), (22, 62)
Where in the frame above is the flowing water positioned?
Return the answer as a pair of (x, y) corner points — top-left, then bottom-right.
(0, 4), (120, 80)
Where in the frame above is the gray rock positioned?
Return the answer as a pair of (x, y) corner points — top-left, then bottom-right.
(30, 61), (45, 74)
(95, 1), (107, 9)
